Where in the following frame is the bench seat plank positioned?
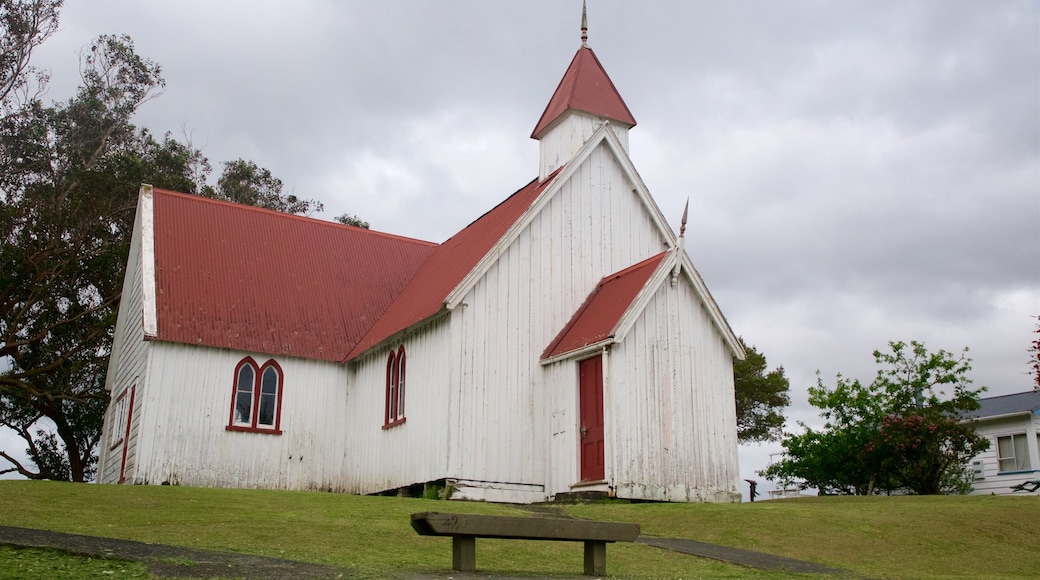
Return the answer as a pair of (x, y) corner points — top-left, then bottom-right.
(411, 512), (640, 576)
(411, 512), (640, 542)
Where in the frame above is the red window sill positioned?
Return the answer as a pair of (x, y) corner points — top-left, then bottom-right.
(382, 418), (407, 430)
(225, 425), (283, 435)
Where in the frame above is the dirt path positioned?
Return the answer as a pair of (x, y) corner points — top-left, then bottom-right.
(0, 525), (350, 579)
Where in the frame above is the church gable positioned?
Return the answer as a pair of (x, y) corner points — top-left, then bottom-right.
(445, 125), (676, 316)
(542, 251), (668, 361)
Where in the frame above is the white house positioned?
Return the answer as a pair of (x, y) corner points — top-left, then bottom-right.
(966, 390), (1040, 495)
(97, 14), (745, 503)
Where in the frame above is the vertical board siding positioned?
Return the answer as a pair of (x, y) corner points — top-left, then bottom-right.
(450, 143), (669, 493)
(607, 279), (740, 502)
(98, 204), (150, 484)
(539, 114), (630, 180)
(545, 361), (580, 493)
(341, 320), (452, 494)
(132, 343), (349, 490)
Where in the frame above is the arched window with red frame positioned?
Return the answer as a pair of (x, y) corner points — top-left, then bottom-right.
(384, 345), (406, 429)
(227, 357), (283, 434)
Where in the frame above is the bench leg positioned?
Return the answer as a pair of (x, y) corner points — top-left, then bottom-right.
(452, 535), (476, 572)
(584, 540), (606, 576)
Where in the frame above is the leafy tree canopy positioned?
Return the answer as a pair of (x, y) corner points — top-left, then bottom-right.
(335, 212), (369, 229)
(0, 0), (62, 110)
(202, 158), (323, 215)
(761, 340), (989, 495)
(734, 338), (790, 443)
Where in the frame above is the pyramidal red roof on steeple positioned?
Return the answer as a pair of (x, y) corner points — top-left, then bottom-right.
(531, 44), (637, 139)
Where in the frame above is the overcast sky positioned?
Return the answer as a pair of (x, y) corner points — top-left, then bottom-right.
(4, 1), (1038, 498)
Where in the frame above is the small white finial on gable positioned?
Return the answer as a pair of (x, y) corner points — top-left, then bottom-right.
(581, 1), (588, 46)
(679, 197), (689, 238)
(673, 198), (689, 287)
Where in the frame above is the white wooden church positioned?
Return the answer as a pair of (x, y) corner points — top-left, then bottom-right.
(98, 11), (745, 503)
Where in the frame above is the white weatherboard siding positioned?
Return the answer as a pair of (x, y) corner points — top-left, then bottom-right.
(446, 141), (670, 501)
(544, 359), (581, 496)
(98, 197), (150, 484)
(542, 274), (741, 502)
(342, 320), (452, 495)
(131, 343), (348, 490)
(609, 278), (740, 502)
(540, 115), (629, 180)
(969, 414), (1040, 496)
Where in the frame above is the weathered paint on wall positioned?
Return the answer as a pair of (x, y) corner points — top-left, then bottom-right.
(446, 139), (672, 499)
(128, 343), (348, 490)
(341, 320), (453, 495)
(540, 113), (629, 180)
(607, 278), (740, 502)
(98, 196), (150, 485)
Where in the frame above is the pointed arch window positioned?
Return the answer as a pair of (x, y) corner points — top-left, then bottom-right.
(384, 345), (406, 429)
(227, 357), (283, 434)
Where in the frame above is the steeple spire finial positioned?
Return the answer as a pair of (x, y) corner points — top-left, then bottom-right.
(581, 1), (588, 46)
(679, 198), (689, 238)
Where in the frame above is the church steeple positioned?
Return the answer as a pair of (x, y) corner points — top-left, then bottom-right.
(533, 3), (636, 180)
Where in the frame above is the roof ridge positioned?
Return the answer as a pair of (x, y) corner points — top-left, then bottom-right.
(150, 187), (437, 247)
(980, 390), (1040, 400)
(540, 251), (668, 361)
(601, 250), (670, 281)
(344, 171), (563, 361)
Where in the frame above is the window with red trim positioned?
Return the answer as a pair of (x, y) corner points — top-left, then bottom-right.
(227, 357), (283, 434)
(384, 345), (406, 428)
(108, 387), (132, 450)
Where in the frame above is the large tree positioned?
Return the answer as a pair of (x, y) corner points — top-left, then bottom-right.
(0, 0), (62, 109)
(0, 32), (169, 481)
(734, 338), (790, 443)
(202, 158), (322, 215)
(762, 341), (989, 495)
(0, 20), (346, 480)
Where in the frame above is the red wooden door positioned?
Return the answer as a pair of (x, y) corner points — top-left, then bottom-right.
(578, 355), (605, 481)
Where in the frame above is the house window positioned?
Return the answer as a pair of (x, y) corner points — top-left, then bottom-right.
(997, 434), (1030, 472)
(227, 357), (283, 434)
(384, 345), (406, 428)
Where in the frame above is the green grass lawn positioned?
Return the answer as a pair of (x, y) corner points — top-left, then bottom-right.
(0, 545), (151, 579)
(0, 481), (1037, 579)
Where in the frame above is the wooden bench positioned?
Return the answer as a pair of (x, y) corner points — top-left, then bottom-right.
(410, 511), (640, 576)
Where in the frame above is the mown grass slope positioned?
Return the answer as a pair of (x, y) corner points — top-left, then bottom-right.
(1, 481), (1037, 579)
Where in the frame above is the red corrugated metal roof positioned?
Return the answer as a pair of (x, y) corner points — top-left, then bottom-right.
(541, 251), (667, 360)
(151, 189), (437, 362)
(531, 45), (637, 139)
(346, 171), (562, 360)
